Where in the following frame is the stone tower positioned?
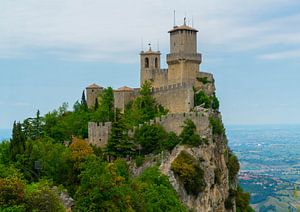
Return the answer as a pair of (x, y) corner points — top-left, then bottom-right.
(167, 20), (202, 85)
(140, 46), (161, 86)
(86, 83), (103, 108)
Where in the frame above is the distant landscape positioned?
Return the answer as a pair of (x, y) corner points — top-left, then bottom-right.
(227, 125), (300, 212)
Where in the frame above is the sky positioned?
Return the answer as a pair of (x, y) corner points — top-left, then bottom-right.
(1, 0), (300, 129)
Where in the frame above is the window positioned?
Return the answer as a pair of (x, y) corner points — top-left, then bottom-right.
(145, 57), (149, 68)
(155, 57), (158, 68)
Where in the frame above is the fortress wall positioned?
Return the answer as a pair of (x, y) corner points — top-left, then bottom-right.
(194, 72), (216, 96)
(88, 122), (112, 147)
(128, 112), (211, 139)
(89, 112), (212, 148)
(152, 82), (194, 113)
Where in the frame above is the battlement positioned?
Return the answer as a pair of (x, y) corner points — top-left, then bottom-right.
(88, 122), (112, 147)
(151, 82), (193, 93)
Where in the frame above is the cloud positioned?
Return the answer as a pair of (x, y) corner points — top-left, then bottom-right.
(0, 0), (299, 62)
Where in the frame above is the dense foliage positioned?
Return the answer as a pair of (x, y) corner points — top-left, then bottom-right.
(0, 84), (188, 211)
(179, 119), (207, 146)
(227, 152), (240, 183)
(0, 82), (252, 211)
(209, 116), (225, 136)
(194, 91), (219, 110)
(171, 151), (206, 196)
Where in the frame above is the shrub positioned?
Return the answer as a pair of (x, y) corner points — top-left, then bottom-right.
(196, 77), (211, 84)
(194, 91), (211, 108)
(211, 95), (220, 110)
(180, 120), (204, 146)
(0, 177), (25, 207)
(227, 152), (240, 183)
(171, 151), (206, 196)
(209, 116), (225, 136)
(25, 180), (65, 212)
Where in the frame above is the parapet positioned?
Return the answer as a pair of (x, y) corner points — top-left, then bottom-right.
(151, 82), (193, 93)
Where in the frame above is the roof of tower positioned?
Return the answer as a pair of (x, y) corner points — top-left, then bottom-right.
(116, 86), (134, 92)
(168, 24), (198, 33)
(86, 83), (103, 89)
(140, 49), (161, 55)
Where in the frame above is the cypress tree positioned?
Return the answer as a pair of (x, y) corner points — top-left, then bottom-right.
(81, 90), (88, 110)
(94, 98), (99, 110)
(9, 121), (26, 161)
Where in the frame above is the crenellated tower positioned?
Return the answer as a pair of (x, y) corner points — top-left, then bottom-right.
(167, 20), (202, 85)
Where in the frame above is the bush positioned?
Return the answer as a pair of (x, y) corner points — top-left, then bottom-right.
(211, 95), (220, 110)
(134, 124), (167, 155)
(196, 77), (211, 84)
(25, 180), (65, 212)
(225, 186), (253, 212)
(0, 177), (25, 207)
(227, 152), (240, 183)
(209, 116), (225, 136)
(180, 119), (204, 146)
(194, 91), (211, 108)
(135, 166), (188, 212)
(171, 151), (206, 196)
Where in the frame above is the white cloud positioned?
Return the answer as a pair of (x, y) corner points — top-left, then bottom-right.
(0, 0), (299, 62)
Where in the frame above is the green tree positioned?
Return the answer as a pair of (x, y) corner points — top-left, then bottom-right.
(9, 122), (26, 161)
(134, 124), (167, 155)
(106, 110), (136, 158)
(81, 90), (88, 110)
(124, 81), (167, 127)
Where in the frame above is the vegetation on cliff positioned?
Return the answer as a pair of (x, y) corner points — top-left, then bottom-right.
(0, 82), (252, 211)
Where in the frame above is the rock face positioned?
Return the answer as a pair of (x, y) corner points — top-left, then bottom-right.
(160, 111), (235, 212)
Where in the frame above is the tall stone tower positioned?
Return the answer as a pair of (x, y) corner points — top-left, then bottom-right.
(86, 83), (103, 108)
(167, 21), (202, 85)
(140, 46), (161, 86)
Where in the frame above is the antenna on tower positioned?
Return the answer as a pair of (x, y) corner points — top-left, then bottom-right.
(192, 15), (194, 27)
(184, 12), (187, 25)
(141, 37), (144, 51)
(173, 10), (176, 27)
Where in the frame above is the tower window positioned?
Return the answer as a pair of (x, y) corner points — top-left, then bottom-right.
(155, 57), (158, 68)
(145, 57), (149, 68)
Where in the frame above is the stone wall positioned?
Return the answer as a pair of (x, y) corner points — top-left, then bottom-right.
(88, 122), (112, 148)
(152, 82), (194, 114)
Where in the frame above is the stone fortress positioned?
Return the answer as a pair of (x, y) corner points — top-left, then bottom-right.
(87, 20), (216, 147)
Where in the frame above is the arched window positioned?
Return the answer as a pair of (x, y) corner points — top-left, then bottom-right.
(145, 57), (149, 68)
(155, 57), (158, 68)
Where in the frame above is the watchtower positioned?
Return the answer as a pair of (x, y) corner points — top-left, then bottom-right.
(167, 20), (202, 85)
(140, 46), (161, 86)
(86, 83), (103, 108)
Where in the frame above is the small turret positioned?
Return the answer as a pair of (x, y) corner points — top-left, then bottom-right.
(86, 83), (103, 109)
